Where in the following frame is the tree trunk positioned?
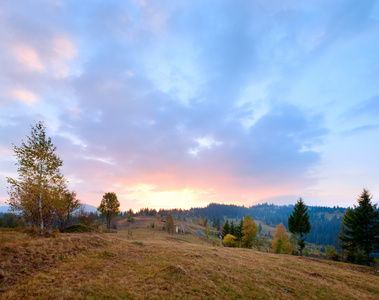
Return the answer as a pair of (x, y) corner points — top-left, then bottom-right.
(39, 164), (44, 236)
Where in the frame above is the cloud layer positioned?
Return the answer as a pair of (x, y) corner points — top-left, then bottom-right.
(1, 1), (379, 210)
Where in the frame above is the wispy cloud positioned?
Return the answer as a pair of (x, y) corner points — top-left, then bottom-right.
(1, 1), (379, 209)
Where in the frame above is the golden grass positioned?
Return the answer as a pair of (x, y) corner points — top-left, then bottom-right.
(1, 218), (379, 299)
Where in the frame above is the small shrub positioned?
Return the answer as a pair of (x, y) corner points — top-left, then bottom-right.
(63, 224), (95, 233)
(133, 241), (144, 246)
(223, 234), (237, 247)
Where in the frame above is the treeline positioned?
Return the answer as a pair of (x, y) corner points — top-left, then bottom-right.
(159, 203), (346, 247)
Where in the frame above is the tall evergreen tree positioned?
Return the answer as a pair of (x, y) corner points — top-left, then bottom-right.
(288, 198), (311, 256)
(230, 221), (235, 236)
(340, 189), (379, 264)
(236, 218), (244, 239)
(222, 219), (230, 238)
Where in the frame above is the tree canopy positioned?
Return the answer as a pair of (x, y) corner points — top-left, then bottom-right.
(288, 198), (311, 256)
(98, 192), (120, 229)
(241, 215), (258, 248)
(272, 223), (293, 254)
(7, 121), (79, 235)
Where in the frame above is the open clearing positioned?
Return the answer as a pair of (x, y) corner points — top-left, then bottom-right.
(1, 216), (378, 299)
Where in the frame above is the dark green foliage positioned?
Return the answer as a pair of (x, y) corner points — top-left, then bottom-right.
(236, 219), (244, 239)
(340, 189), (379, 264)
(230, 221), (235, 236)
(132, 241), (144, 246)
(63, 224), (95, 233)
(288, 198), (311, 256)
(222, 220), (230, 238)
(0, 213), (23, 228)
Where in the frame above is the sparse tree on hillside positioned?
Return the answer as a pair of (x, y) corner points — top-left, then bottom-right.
(7, 121), (76, 235)
(340, 189), (379, 264)
(98, 192), (120, 229)
(288, 198), (311, 256)
(166, 214), (175, 234)
(272, 223), (293, 254)
(241, 215), (258, 248)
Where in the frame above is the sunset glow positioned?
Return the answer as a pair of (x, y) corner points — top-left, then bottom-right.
(1, 1), (379, 211)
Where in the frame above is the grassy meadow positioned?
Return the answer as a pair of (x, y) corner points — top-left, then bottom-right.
(1, 216), (378, 299)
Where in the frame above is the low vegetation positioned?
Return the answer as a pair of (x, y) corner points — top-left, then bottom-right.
(1, 217), (378, 299)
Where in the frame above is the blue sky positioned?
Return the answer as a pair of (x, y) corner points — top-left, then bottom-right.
(1, 0), (379, 211)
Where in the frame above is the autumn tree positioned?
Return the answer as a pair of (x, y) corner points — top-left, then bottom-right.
(241, 215), (258, 248)
(340, 189), (379, 264)
(166, 214), (175, 234)
(272, 223), (293, 254)
(7, 121), (77, 235)
(54, 190), (80, 231)
(98, 192), (120, 229)
(222, 233), (237, 247)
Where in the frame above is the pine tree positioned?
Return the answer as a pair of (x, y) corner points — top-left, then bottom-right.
(340, 189), (379, 264)
(7, 121), (76, 235)
(288, 198), (311, 256)
(222, 220), (230, 238)
(236, 219), (244, 239)
(230, 221), (235, 236)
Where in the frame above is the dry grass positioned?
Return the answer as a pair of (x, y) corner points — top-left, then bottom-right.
(1, 218), (379, 299)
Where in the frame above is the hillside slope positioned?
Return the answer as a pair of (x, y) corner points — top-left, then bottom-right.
(1, 220), (378, 299)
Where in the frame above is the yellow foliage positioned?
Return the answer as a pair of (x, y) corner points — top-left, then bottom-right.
(272, 223), (293, 254)
(241, 215), (258, 248)
(222, 234), (237, 247)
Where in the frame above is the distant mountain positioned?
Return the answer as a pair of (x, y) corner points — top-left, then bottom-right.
(0, 206), (11, 213)
(80, 204), (98, 213)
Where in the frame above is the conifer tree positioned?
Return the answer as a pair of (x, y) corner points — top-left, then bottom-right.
(288, 198), (311, 256)
(236, 219), (244, 239)
(230, 221), (235, 236)
(340, 189), (379, 264)
(222, 219), (230, 238)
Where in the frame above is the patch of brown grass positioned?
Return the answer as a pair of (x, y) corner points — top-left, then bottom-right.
(1, 219), (379, 299)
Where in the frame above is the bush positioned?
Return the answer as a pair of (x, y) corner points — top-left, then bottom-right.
(0, 213), (23, 228)
(63, 224), (96, 233)
(223, 234), (237, 247)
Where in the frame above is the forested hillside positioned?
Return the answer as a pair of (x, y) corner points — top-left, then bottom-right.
(160, 203), (346, 247)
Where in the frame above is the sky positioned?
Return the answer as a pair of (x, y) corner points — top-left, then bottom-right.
(1, 0), (379, 211)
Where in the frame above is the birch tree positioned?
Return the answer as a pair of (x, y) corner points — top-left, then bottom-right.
(7, 121), (74, 235)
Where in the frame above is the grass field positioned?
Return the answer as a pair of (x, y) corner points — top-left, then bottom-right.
(1, 217), (378, 299)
